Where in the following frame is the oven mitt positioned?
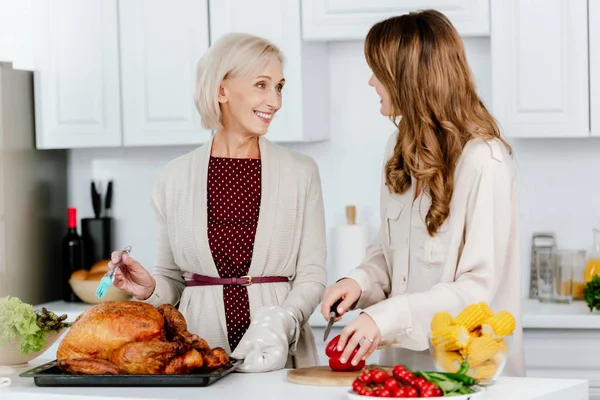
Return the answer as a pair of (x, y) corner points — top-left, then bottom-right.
(231, 305), (297, 373)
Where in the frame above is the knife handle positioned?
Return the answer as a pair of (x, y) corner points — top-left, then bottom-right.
(330, 298), (343, 316)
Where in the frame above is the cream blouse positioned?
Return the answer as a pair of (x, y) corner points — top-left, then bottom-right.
(344, 133), (526, 377)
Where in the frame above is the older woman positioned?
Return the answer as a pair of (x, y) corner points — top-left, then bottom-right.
(109, 33), (326, 372)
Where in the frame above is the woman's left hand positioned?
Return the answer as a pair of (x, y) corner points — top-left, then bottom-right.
(336, 313), (381, 366)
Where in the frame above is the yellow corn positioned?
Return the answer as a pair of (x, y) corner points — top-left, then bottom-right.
(466, 337), (500, 366)
(455, 303), (489, 331)
(430, 312), (455, 332)
(434, 350), (463, 373)
(469, 327), (482, 338)
(479, 302), (494, 320)
(431, 325), (470, 351)
(469, 360), (498, 381)
(481, 311), (516, 337)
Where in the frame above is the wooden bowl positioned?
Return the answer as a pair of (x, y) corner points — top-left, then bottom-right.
(69, 279), (131, 304)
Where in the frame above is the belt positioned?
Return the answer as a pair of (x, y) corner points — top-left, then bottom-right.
(182, 272), (289, 287)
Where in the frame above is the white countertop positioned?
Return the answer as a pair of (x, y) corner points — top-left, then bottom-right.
(0, 357), (589, 400)
(34, 297), (600, 331)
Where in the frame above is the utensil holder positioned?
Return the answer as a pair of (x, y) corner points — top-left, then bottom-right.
(81, 217), (112, 270)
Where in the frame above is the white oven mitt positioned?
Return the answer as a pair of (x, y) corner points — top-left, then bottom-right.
(231, 306), (298, 373)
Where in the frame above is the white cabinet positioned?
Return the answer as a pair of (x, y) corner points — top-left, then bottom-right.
(301, 0), (490, 41)
(209, 0), (329, 142)
(491, 0), (590, 138)
(591, 0), (600, 136)
(32, 0), (122, 149)
(119, 0), (211, 147)
(525, 328), (599, 399)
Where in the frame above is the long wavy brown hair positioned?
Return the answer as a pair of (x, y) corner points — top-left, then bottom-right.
(365, 10), (512, 236)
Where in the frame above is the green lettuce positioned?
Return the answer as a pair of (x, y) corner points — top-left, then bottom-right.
(0, 296), (46, 354)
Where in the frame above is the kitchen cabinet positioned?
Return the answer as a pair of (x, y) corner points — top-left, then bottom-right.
(209, 0), (330, 143)
(591, 0), (600, 136)
(33, 0), (211, 149)
(490, 0), (591, 138)
(301, 0), (490, 41)
(118, 0), (211, 147)
(32, 0), (122, 149)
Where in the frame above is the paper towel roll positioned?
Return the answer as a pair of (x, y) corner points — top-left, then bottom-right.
(331, 224), (369, 283)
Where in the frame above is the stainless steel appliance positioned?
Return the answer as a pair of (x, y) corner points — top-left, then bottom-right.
(0, 62), (68, 304)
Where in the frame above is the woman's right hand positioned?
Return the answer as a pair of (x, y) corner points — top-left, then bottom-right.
(321, 278), (362, 322)
(108, 251), (156, 300)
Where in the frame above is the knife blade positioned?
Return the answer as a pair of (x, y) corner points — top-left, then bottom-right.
(91, 181), (101, 219)
(323, 298), (343, 342)
(104, 180), (113, 218)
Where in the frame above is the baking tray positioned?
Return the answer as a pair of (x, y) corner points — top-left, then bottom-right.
(20, 359), (241, 387)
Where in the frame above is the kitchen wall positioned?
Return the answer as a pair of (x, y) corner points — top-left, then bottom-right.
(66, 39), (600, 297)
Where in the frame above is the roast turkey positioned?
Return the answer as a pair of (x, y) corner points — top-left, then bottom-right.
(56, 301), (229, 374)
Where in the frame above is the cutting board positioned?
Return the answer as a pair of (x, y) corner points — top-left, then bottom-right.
(287, 366), (393, 387)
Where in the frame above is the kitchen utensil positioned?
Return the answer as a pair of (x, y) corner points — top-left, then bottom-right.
(90, 181), (101, 219)
(95, 246), (131, 299)
(535, 247), (555, 303)
(323, 298), (343, 342)
(529, 232), (556, 298)
(20, 359), (241, 387)
(70, 279), (130, 304)
(104, 180), (113, 218)
(287, 365), (392, 387)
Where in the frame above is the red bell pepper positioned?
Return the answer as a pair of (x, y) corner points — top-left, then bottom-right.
(325, 334), (366, 371)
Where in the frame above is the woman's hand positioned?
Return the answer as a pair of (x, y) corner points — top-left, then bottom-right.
(320, 278), (362, 322)
(337, 313), (381, 366)
(108, 251), (156, 300)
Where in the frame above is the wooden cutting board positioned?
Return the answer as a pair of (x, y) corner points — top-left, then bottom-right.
(287, 366), (393, 387)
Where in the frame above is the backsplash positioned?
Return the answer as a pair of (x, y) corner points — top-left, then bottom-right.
(66, 39), (600, 297)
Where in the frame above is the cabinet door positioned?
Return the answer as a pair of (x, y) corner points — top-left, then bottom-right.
(119, 0), (211, 147)
(32, 0), (121, 149)
(208, 0), (307, 143)
(491, 0), (589, 138)
(302, 0), (490, 41)
(591, 0), (600, 136)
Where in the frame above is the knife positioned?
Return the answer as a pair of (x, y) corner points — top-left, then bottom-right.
(104, 180), (113, 218)
(323, 298), (343, 342)
(91, 181), (101, 219)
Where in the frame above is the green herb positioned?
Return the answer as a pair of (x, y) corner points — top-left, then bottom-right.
(584, 275), (600, 312)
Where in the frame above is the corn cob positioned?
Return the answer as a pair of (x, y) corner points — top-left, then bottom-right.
(431, 325), (470, 351)
(469, 360), (498, 381)
(434, 350), (463, 373)
(481, 311), (516, 337)
(469, 327), (482, 338)
(430, 311), (455, 332)
(455, 303), (489, 331)
(479, 302), (494, 320)
(465, 337), (500, 366)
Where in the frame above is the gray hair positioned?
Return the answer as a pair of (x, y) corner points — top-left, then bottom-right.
(194, 32), (285, 130)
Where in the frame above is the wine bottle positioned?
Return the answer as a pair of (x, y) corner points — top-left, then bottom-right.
(62, 207), (84, 302)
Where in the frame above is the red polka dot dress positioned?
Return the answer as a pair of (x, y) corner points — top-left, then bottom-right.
(207, 156), (261, 351)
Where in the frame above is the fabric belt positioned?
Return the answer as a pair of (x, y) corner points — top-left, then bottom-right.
(182, 272), (289, 287)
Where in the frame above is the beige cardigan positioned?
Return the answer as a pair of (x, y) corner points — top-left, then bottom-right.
(345, 134), (525, 377)
(141, 136), (326, 368)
